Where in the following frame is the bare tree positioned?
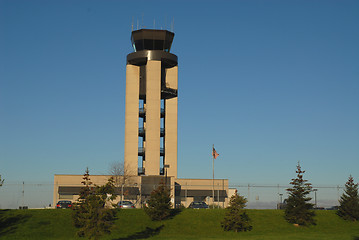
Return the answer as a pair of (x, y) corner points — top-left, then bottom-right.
(109, 162), (125, 188)
(108, 162), (135, 201)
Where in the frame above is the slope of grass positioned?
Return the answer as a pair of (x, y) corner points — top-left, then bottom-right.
(1, 209), (358, 240)
(0, 209), (77, 240)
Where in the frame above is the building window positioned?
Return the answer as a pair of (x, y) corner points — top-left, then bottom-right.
(59, 194), (73, 200)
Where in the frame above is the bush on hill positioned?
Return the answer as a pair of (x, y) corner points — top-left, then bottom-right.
(338, 175), (359, 221)
(221, 189), (252, 232)
(144, 180), (172, 221)
(72, 168), (117, 239)
(284, 163), (315, 226)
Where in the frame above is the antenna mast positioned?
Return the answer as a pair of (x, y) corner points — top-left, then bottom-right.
(141, 13), (144, 29)
(171, 17), (174, 32)
(131, 17), (134, 31)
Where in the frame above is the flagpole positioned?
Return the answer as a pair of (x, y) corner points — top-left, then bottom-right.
(212, 144), (214, 209)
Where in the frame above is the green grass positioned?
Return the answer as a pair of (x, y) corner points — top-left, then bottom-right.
(1, 209), (358, 240)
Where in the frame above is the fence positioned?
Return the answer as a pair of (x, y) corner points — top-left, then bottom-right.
(0, 181), (54, 209)
(0, 181), (344, 209)
(232, 184), (343, 209)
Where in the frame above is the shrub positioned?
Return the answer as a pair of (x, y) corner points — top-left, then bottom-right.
(338, 175), (359, 221)
(72, 168), (117, 239)
(144, 180), (172, 221)
(284, 163), (315, 226)
(221, 190), (252, 232)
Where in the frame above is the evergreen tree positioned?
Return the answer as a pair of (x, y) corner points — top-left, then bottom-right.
(72, 168), (92, 230)
(144, 180), (172, 221)
(337, 175), (359, 221)
(0, 175), (4, 187)
(72, 168), (117, 239)
(284, 163), (315, 226)
(221, 190), (252, 232)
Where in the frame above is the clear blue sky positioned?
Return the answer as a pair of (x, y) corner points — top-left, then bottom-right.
(1, 0), (358, 204)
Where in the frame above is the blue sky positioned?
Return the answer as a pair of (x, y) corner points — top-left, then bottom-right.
(1, 0), (358, 207)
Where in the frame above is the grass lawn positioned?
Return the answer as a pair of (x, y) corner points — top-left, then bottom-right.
(1, 209), (358, 240)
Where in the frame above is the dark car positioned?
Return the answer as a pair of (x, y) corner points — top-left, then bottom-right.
(118, 200), (135, 209)
(56, 200), (72, 209)
(188, 201), (209, 209)
(326, 206), (339, 210)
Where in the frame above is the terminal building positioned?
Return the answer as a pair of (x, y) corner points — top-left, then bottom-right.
(53, 29), (230, 208)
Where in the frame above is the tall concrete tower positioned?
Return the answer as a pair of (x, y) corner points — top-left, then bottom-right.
(124, 29), (178, 178)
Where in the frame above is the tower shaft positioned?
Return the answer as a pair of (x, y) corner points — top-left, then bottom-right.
(124, 29), (178, 178)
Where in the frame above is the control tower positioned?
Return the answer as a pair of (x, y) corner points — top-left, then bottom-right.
(124, 29), (178, 178)
(53, 29), (229, 209)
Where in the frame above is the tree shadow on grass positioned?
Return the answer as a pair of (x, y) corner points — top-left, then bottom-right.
(113, 225), (164, 240)
(166, 208), (182, 220)
(0, 210), (31, 235)
(352, 237), (359, 240)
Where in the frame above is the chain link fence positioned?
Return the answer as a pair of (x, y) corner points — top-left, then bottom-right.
(0, 181), (344, 209)
(232, 184), (343, 209)
(0, 181), (54, 209)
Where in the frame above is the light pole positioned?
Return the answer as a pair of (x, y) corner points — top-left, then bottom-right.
(313, 189), (318, 208)
(121, 183), (124, 202)
(278, 193), (284, 210)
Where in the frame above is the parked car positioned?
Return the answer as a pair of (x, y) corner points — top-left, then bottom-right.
(118, 200), (135, 209)
(326, 206), (339, 210)
(277, 199), (287, 210)
(142, 200), (149, 208)
(188, 201), (209, 209)
(56, 200), (72, 209)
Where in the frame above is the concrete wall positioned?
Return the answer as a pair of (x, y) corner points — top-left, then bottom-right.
(145, 60), (161, 175)
(164, 66), (178, 178)
(124, 64), (140, 176)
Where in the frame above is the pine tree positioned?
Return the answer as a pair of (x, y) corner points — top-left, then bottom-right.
(284, 163), (315, 226)
(221, 190), (252, 232)
(337, 175), (359, 221)
(144, 180), (172, 221)
(72, 168), (92, 231)
(72, 168), (117, 239)
(0, 175), (4, 187)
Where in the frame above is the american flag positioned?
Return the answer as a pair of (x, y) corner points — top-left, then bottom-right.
(212, 146), (219, 159)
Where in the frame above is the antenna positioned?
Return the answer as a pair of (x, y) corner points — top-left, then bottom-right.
(141, 13), (144, 29)
(137, 19), (139, 30)
(22, 181), (24, 207)
(171, 17), (174, 32)
(131, 17), (134, 31)
(153, 18), (155, 29)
